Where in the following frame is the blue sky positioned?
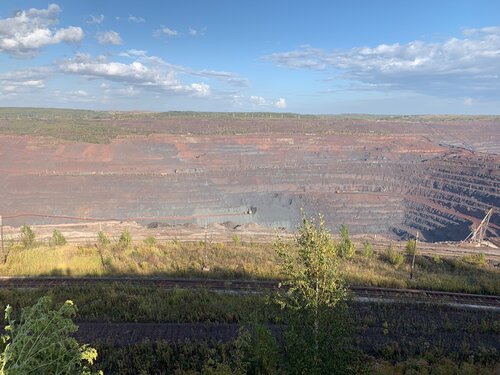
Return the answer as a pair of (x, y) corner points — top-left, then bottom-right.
(0, 1), (499, 114)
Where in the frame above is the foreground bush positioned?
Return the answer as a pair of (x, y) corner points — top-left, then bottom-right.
(0, 296), (101, 375)
(383, 244), (404, 267)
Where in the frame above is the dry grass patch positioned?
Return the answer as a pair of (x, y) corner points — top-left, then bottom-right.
(1, 239), (498, 294)
(1, 245), (104, 276)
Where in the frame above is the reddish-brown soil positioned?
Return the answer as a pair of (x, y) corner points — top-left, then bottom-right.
(1, 116), (498, 241)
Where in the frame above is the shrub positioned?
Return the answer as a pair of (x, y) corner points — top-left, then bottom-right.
(118, 229), (132, 249)
(383, 245), (404, 267)
(461, 252), (487, 267)
(232, 234), (241, 246)
(19, 225), (36, 249)
(214, 242), (225, 250)
(97, 231), (111, 246)
(432, 255), (442, 264)
(143, 236), (157, 248)
(52, 229), (67, 246)
(339, 224), (356, 259)
(362, 241), (374, 259)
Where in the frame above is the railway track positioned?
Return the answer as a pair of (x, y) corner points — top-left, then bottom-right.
(0, 276), (498, 309)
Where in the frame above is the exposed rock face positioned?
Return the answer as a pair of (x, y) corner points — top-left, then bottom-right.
(0, 116), (498, 241)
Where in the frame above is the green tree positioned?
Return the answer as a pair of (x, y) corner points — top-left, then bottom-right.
(118, 229), (132, 250)
(338, 224), (355, 259)
(19, 225), (36, 249)
(383, 244), (404, 267)
(274, 214), (352, 375)
(52, 230), (67, 246)
(405, 239), (416, 256)
(96, 231), (110, 247)
(0, 296), (101, 375)
(362, 241), (374, 259)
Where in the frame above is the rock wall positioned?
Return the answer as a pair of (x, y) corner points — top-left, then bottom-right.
(1, 117), (498, 242)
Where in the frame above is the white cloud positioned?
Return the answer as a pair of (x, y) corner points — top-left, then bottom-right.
(265, 27), (500, 98)
(119, 49), (147, 58)
(69, 90), (89, 97)
(128, 15), (145, 23)
(51, 89), (96, 103)
(275, 98), (287, 109)
(190, 83), (210, 97)
(0, 4), (84, 57)
(0, 67), (51, 95)
(96, 30), (122, 45)
(187, 69), (249, 87)
(119, 49), (249, 87)
(2, 80), (45, 93)
(100, 84), (139, 97)
(250, 96), (267, 106)
(188, 27), (206, 37)
(462, 26), (500, 37)
(58, 53), (210, 97)
(248, 95), (286, 109)
(87, 14), (104, 24)
(155, 27), (178, 37)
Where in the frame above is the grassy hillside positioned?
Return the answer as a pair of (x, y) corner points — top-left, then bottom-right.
(2, 239), (498, 294)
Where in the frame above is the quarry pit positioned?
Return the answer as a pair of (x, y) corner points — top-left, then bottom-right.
(0, 113), (498, 242)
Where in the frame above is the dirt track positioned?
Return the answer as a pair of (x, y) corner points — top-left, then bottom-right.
(2, 220), (499, 262)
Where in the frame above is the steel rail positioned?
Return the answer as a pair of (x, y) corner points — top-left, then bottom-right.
(0, 276), (498, 308)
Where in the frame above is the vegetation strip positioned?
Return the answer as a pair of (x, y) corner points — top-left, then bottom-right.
(0, 276), (498, 308)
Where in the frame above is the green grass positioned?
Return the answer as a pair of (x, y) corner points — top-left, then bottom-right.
(0, 285), (497, 374)
(0, 118), (146, 143)
(1, 240), (499, 295)
(0, 282), (497, 374)
(0, 285), (275, 323)
(3, 107), (500, 144)
(343, 255), (500, 294)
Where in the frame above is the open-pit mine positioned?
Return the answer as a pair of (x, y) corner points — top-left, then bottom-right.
(0, 110), (498, 242)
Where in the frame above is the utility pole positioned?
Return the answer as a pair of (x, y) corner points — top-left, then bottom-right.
(0, 215), (4, 261)
(410, 232), (418, 280)
(202, 222), (209, 272)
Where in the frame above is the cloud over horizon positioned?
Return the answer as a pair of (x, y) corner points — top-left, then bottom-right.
(0, 67), (52, 99)
(265, 27), (500, 98)
(58, 53), (207, 96)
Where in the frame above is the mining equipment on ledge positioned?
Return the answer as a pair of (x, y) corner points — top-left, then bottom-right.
(463, 208), (495, 247)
